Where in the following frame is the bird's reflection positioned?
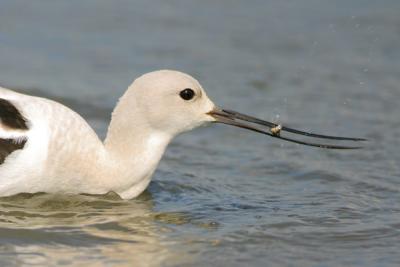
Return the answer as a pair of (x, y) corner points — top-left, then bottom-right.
(0, 191), (193, 267)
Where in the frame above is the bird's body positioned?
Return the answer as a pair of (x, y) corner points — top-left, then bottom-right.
(0, 71), (207, 199)
(0, 70), (364, 199)
(0, 86), (145, 199)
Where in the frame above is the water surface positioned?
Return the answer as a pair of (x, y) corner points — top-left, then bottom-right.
(0, 1), (399, 266)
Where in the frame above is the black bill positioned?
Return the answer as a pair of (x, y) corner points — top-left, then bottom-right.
(208, 108), (366, 149)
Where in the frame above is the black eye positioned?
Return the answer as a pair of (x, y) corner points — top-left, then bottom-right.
(179, 88), (195, 100)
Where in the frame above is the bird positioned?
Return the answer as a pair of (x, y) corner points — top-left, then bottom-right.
(0, 70), (365, 199)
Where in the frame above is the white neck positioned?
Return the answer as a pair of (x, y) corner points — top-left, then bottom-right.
(104, 129), (171, 199)
(100, 89), (173, 199)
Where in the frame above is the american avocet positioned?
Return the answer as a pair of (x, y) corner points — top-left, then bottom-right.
(0, 70), (365, 199)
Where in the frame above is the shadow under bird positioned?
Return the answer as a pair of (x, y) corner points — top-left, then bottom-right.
(0, 70), (366, 199)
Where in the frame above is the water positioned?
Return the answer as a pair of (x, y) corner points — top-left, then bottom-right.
(0, 1), (400, 266)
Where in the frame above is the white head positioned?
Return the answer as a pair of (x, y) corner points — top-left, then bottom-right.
(105, 70), (217, 153)
(127, 70), (215, 135)
(106, 69), (364, 153)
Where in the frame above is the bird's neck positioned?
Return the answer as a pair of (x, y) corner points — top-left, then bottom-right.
(102, 109), (172, 199)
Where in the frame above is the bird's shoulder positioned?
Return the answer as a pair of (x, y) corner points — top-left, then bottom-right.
(0, 87), (101, 165)
(0, 87), (93, 132)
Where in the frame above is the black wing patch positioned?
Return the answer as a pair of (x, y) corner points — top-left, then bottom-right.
(0, 98), (29, 130)
(0, 138), (27, 164)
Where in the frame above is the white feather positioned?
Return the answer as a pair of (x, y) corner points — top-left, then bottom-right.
(0, 71), (216, 199)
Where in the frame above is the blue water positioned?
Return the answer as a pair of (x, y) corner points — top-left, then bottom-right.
(0, 1), (399, 266)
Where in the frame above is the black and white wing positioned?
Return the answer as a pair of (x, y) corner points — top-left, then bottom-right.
(0, 98), (29, 164)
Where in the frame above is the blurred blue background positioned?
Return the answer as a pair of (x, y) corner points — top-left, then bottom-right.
(0, 1), (399, 266)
